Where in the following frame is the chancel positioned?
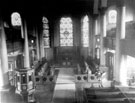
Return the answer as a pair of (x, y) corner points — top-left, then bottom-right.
(1, 0), (135, 103)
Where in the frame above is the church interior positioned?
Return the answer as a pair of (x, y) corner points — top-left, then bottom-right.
(1, 0), (135, 103)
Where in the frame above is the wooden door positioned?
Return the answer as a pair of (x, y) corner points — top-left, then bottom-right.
(105, 52), (114, 80)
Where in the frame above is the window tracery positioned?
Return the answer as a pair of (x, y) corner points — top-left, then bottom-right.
(60, 17), (73, 46)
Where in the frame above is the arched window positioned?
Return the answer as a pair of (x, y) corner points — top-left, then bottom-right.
(82, 15), (89, 47)
(60, 17), (73, 46)
(108, 10), (117, 24)
(11, 12), (22, 26)
(42, 17), (50, 48)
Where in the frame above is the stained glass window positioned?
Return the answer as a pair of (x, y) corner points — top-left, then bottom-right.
(11, 12), (22, 26)
(109, 10), (117, 24)
(60, 17), (73, 46)
(82, 15), (89, 47)
(42, 17), (50, 48)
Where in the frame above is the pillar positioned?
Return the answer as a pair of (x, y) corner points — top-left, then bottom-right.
(100, 13), (106, 66)
(35, 27), (40, 60)
(114, 6), (126, 83)
(22, 20), (30, 68)
(89, 17), (93, 57)
(93, 19), (98, 58)
(0, 17), (9, 88)
(40, 30), (44, 59)
(120, 55), (127, 86)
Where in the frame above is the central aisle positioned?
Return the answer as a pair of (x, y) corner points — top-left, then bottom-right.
(52, 67), (76, 103)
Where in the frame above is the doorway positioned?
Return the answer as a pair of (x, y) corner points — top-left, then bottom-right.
(105, 52), (115, 80)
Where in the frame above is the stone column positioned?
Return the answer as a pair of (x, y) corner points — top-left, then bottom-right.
(89, 17), (93, 57)
(35, 27), (40, 60)
(93, 19), (98, 58)
(40, 30), (44, 59)
(115, 6), (126, 83)
(22, 20), (30, 68)
(0, 17), (9, 88)
(120, 55), (127, 86)
(100, 13), (106, 66)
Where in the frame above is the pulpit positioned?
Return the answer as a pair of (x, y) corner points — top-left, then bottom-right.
(15, 68), (35, 102)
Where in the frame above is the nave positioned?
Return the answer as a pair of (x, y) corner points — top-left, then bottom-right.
(1, 63), (135, 103)
(1, 0), (135, 103)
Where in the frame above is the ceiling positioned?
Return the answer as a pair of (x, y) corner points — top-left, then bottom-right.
(2, 0), (94, 18)
(2, 0), (123, 23)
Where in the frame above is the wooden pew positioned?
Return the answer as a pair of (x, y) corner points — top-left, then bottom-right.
(75, 63), (88, 82)
(83, 87), (131, 103)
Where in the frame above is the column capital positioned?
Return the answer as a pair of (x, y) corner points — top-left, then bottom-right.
(99, 7), (107, 16)
(115, 0), (125, 8)
(92, 14), (99, 20)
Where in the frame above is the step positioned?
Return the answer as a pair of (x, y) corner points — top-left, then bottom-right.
(86, 93), (124, 99)
(84, 87), (120, 92)
(87, 98), (129, 103)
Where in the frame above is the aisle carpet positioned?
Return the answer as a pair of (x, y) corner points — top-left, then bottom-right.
(52, 67), (75, 103)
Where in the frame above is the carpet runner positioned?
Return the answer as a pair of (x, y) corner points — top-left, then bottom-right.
(52, 67), (75, 103)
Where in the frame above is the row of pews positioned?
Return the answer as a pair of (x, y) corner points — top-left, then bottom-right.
(75, 56), (106, 87)
(33, 58), (58, 103)
(34, 58), (57, 87)
(83, 87), (135, 103)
